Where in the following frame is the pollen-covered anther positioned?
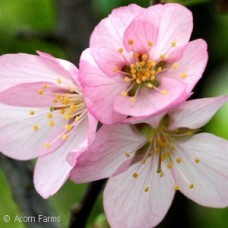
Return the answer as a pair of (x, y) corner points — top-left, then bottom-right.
(75, 116), (80, 122)
(48, 121), (55, 127)
(121, 91), (127, 96)
(124, 152), (130, 158)
(166, 163), (173, 169)
(32, 124), (39, 131)
(132, 172), (138, 178)
(128, 39), (134, 46)
(62, 134), (68, 140)
(29, 110), (35, 115)
(46, 113), (53, 119)
(171, 42), (176, 47)
(65, 124), (72, 131)
(172, 63), (178, 69)
(142, 54), (148, 60)
(38, 89), (43, 95)
(113, 66), (118, 73)
(64, 113), (70, 120)
(174, 185), (179, 190)
(130, 97), (136, 103)
(159, 171), (164, 177)
(44, 143), (51, 149)
(176, 157), (182, 164)
(52, 98), (58, 103)
(57, 78), (62, 84)
(141, 159), (147, 164)
(181, 72), (187, 79)
(160, 54), (166, 60)
(144, 186), (149, 192)
(42, 83), (48, 89)
(161, 89), (167, 95)
(148, 41), (153, 47)
(124, 77), (130, 82)
(189, 183), (194, 189)
(118, 48), (123, 53)
(195, 158), (200, 164)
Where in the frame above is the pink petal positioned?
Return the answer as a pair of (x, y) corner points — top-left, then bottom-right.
(171, 133), (228, 207)
(70, 124), (147, 183)
(113, 77), (187, 117)
(104, 156), (175, 228)
(0, 104), (66, 160)
(0, 53), (77, 92)
(151, 3), (193, 59)
(90, 4), (144, 76)
(0, 82), (64, 107)
(160, 39), (208, 93)
(79, 49), (126, 124)
(169, 95), (228, 130)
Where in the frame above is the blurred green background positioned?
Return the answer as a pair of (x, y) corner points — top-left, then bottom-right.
(0, 0), (228, 227)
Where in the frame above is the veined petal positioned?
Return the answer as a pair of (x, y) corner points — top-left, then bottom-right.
(0, 53), (77, 92)
(70, 124), (147, 183)
(79, 49), (126, 124)
(0, 104), (66, 160)
(90, 4), (144, 76)
(104, 156), (175, 228)
(171, 133), (228, 207)
(160, 39), (208, 93)
(169, 95), (228, 130)
(151, 3), (193, 60)
(113, 77), (187, 117)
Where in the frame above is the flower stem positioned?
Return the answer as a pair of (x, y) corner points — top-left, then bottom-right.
(68, 179), (106, 228)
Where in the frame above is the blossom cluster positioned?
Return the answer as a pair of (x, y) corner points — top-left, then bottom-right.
(0, 3), (227, 228)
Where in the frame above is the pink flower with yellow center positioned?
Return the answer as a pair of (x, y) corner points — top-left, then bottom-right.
(0, 51), (97, 198)
(80, 3), (208, 124)
(71, 96), (228, 228)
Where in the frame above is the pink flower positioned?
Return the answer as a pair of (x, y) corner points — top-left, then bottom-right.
(71, 96), (228, 228)
(0, 51), (97, 198)
(80, 3), (208, 124)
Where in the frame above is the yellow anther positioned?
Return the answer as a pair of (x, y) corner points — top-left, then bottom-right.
(75, 116), (80, 122)
(64, 113), (70, 120)
(33, 124), (39, 131)
(124, 152), (130, 158)
(118, 48), (123, 53)
(181, 72), (187, 79)
(172, 63), (178, 69)
(189, 183), (194, 189)
(195, 158), (200, 164)
(161, 89), (167, 95)
(124, 77), (130, 82)
(130, 97), (136, 103)
(166, 163), (173, 169)
(113, 66), (118, 73)
(44, 143), (51, 149)
(128, 39), (134, 45)
(160, 54), (166, 60)
(59, 109), (65, 115)
(38, 89), (43, 95)
(121, 91), (127, 96)
(157, 67), (162, 73)
(131, 69), (136, 74)
(48, 121), (55, 127)
(159, 171), (164, 177)
(148, 41), (153, 47)
(144, 186), (149, 192)
(176, 157), (182, 164)
(65, 124), (72, 131)
(52, 98), (58, 103)
(133, 52), (139, 58)
(142, 54), (148, 60)
(171, 42), (176, 47)
(62, 134), (68, 140)
(136, 79), (141, 84)
(141, 159), (147, 164)
(69, 87), (75, 92)
(57, 78), (62, 84)
(46, 113), (53, 119)
(174, 185), (179, 190)
(29, 110), (35, 115)
(147, 83), (153, 88)
(132, 172), (138, 178)
(42, 83), (48, 89)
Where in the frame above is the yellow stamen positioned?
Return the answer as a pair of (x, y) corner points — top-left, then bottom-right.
(75, 116), (80, 122)
(132, 172), (138, 178)
(128, 39), (134, 45)
(118, 48), (123, 53)
(62, 134), (68, 140)
(189, 183), (194, 189)
(167, 163), (173, 169)
(172, 63), (178, 69)
(161, 89), (167, 95)
(42, 83), (48, 89)
(44, 143), (51, 149)
(57, 78), (62, 84)
(160, 54), (166, 60)
(48, 121), (55, 127)
(174, 185), (179, 190)
(33, 124), (39, 131)
(46, 113), (53, 119)
(65, 124), (72, 131)
(38, 89), (43, 95)
(121, 91), (127, 96)
(130, 97), (136, 103)
(195, 158), (200, 164)
(144, 186), (149, 192)
(113, 66), (118, 73)
(171, 42), (176, 47)
(29, 110), (35, 115)
(181, 72), (187, 79)
(176, 157), (182, 164)
(148, 41), (153, 47)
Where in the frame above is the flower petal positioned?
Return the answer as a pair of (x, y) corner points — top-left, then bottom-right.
(104, 156), (175, 228)
(169, 95), (228, 130)
(160, 39), (208, 93)
(90, 4), (144, 76)
(171, 133), (228, 207)
(113, 77), (187, 117)
(0, 104), (66, 160)
(79, 49), (126, 124)
(70, 124), (147, 183)
(151, 3), (193, 59)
